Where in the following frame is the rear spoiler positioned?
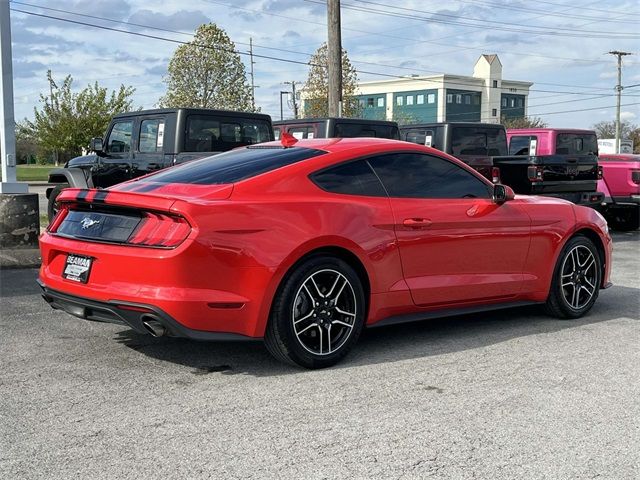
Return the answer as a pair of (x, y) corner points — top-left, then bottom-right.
(56, 188), (176, 212)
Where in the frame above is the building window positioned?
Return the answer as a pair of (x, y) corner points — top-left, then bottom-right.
(517, 98), (524, 108)
(510, 98), (516, 108)
(492, 108), (497, 117)
(359, 99), (365, 108)
(493, 80), (498, 88)
(464, 95), (471, 105)
(367, 98), (374, 107)
(446, 94), (453, 103)
(377, 97), (384, 107)
(427, 93), (436, 104)
(396, 96), (404, 106)
(416, 94), (424, 105)
(455, 94), (462, 104)
(501, 98), (507, 107)
(473, 95), (480, 105)
(406, 95), (414, 106)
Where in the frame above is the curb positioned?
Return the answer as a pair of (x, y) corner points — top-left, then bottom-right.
(0, 248), (42, 269)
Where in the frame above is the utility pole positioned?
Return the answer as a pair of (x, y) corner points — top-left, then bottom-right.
(327, 0), (342, 117)
(608, 51), (632, 153)
(249, 37), (256, 112)
(0, 1), (26, 193)
(284, 81), (299, 119)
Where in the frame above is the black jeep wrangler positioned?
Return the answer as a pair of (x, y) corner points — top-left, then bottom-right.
(46, 108), (274, 220)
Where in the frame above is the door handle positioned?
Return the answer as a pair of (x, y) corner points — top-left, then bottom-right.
(402, 218), (432, 229)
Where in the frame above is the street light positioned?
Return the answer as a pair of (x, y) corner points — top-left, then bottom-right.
(279, 91), (289, 120)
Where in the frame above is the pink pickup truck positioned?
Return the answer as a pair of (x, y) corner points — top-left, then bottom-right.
(597, 154), (640, 231)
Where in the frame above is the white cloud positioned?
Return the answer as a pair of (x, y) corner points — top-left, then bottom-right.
(620, 111), (637, 121)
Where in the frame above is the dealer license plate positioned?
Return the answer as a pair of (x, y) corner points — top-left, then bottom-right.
(63, 254), (93, 283)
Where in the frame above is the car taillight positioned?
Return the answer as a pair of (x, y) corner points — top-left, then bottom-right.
(128, 212), (191, 247)
(47, 204), (70, 233)
(491, 166), (501, 184)
(527, 165), (544, 182)
(632, 170), (640, 185)
(597, 165), (603, 180)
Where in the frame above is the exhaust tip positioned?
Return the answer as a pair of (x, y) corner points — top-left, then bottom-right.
(141, 315), (167, 337)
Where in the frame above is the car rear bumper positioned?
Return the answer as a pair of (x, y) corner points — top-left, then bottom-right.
(38, 280), (257, 341)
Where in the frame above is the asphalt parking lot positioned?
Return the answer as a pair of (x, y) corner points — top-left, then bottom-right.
(1, 231), (638, 479)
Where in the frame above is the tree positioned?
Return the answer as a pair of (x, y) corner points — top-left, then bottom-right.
(500, 115), (548, 129)
(15, 121), (41, 164)
(26, 71), (135, 164)
(592, 120), (640, 152)
(592, 120), (636, 139)
(303, 43), (360, 118)
(159, 24), (255, 111)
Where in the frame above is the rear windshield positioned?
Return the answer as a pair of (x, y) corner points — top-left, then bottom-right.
(555, 133), (598, 155)
(140, 147), (325, 185)
(451, 127), (507, 157)
(184, 115), (273, 152)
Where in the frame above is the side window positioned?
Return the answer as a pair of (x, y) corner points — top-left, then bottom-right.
(138, 119), (165, 153)
(106, 121), (133, 154)
(274, 126), (281, 140)
(185, 116), (272, 152)
(404, 129), (433, 146)
(288, 126), (315, 139)
(509, 136), (532, 155)
(310, 160), (387, 197)
(368, 153), (491, 199)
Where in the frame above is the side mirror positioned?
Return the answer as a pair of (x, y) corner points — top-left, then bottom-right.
(493, 184), (515, 204)
(90, 137), (104, 155)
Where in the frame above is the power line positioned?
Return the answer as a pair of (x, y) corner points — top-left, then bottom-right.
(351, 0), (640, 26)
(330, 0), (640, 39)
(202, 0), (622, 66)
(450, 0), (640, 22)
(13, 4), (636, 99)
(12, 5), (640, 117)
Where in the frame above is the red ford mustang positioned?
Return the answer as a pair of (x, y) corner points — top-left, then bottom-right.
(39, 137), (612, 368)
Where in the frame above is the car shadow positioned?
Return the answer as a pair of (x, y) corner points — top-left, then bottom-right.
(610, 230), (639, 244)
(113, 283), (639, 377)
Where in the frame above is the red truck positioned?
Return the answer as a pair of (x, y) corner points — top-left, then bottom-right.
(597, 154), (640, 230)
(502, 128), (603, 207)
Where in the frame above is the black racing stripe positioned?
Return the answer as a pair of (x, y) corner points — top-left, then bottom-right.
(115, 183), (139, 192)
(76, 190), (89, 201)
(92, 190), (109, 203)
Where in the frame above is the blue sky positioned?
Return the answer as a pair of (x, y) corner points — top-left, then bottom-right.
(9, 0), (640, 129)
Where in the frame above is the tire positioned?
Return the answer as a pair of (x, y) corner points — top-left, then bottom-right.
(264, 255), (366, 369)
(607, 206), (639, 231)
(544, 235), (601, 319)
(47, 184), (69, 222)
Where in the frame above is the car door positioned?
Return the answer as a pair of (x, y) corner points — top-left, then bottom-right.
(95, 119), (134, 187)
(132, 116), (167, 178)
(367, 152), (531, 307)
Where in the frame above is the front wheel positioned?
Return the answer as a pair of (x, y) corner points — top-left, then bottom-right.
(544, 235), (601, 319)
(47, 184), (69, 222)
(265, 256), (366, 369)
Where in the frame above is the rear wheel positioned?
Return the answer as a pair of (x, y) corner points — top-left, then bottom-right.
(47, 184), (69, 222)
(544, 235), (601, 319)
(265, 255), (366, 369)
